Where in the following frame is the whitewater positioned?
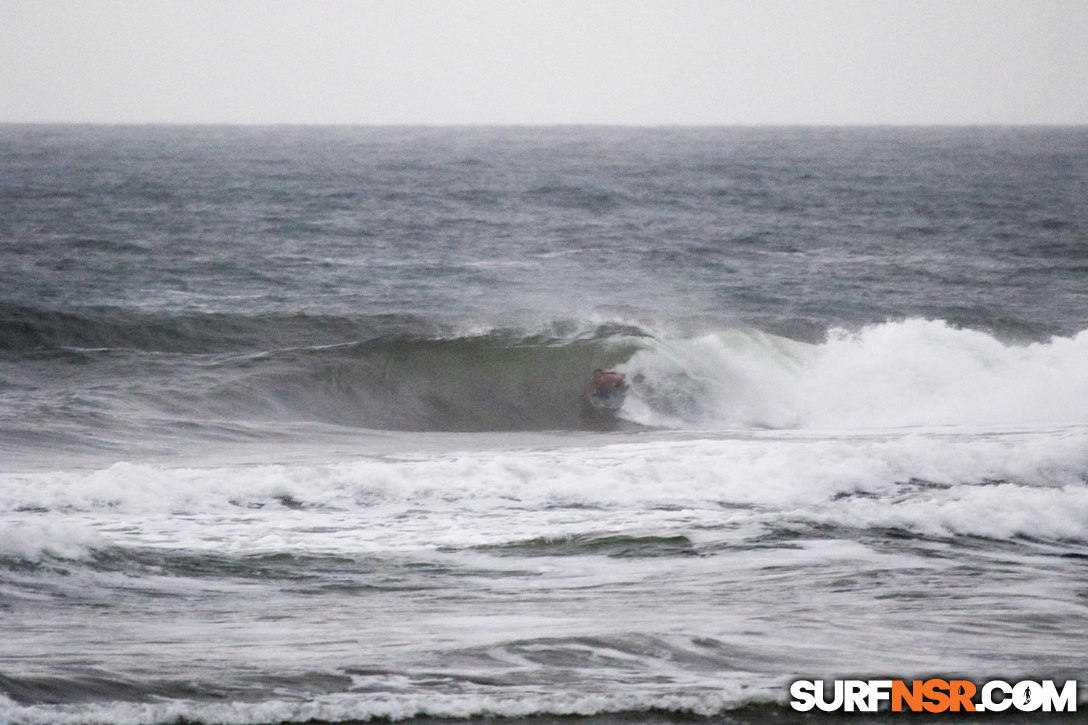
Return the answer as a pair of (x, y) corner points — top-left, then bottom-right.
(1, 126), (1087, 725)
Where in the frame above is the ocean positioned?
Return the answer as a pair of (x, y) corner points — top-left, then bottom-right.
(1, 125), (1086, 724)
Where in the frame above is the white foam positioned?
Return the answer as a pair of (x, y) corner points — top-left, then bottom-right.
(2, 424), (1086, 558)
(0, 517), (104, 562)
(810, 480), (1088, 540)
(802, 321), (1088, 428)
(0, 684), (777, 725)
(620, 320), (1088, 430)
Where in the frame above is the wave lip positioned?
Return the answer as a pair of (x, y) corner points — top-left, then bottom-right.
(0, 303), (446, 355)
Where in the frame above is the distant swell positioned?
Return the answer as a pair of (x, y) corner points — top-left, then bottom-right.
(0, 302), (445, 354)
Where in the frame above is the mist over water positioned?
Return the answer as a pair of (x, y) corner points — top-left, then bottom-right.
(1, 126), (1087, 724)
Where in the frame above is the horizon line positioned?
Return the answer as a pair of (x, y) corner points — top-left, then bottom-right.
(3, 121), (1087, 129)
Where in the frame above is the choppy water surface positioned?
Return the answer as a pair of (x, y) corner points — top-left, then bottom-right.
(1, 126), (1087, 724)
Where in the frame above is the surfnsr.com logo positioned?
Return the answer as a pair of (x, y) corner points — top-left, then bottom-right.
(790, 679), (1078, 713)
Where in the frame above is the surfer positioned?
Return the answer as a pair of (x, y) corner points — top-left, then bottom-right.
(591, 369), (628, 396)
(586, 368), (629, 413)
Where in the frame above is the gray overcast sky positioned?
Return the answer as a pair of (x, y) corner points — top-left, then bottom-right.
(2, 0), (1087, 125)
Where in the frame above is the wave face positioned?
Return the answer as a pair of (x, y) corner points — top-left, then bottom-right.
(222, 327), (646, 431)
(4, 303), (1088, 451)
(0, 305), (644, 437)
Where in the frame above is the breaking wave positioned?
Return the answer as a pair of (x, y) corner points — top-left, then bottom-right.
(4, 303), (1088, 435)
(622, 318), (1088, 431)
